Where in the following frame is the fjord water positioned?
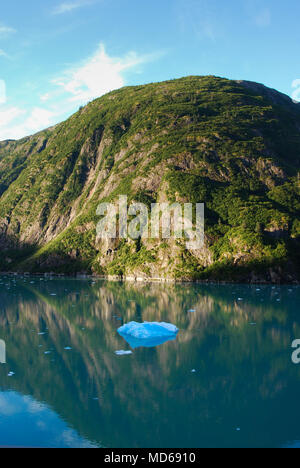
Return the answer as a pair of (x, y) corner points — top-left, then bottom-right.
(0, 277), (300, 448)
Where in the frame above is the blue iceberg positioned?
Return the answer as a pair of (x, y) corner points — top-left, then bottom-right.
(118, 321), (179, 349)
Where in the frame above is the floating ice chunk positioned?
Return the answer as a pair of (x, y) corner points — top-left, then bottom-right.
(188, 309), (196, 313)
(64, 347), (72, 350)
(44, 351), (51, 355)
(118, 321), (179, 349)
(118, 321), (178, 339)
(191, 369), (197, 373)
(115, 350), (133, 356)
(7, 372), (15, 377)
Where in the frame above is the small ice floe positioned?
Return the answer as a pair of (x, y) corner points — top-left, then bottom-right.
(236, 428), (241, 432)
(64, 347), (72, 350)
(191, 369), (197, 373)
(237, 298), (243, 301)
(118, 321), (179, 349)
(44, 351), (52, 355)
(38, 332), (46, 335)
(50, 294), (57, 296)
(118, 322), (178, 339)
(188, 309), (196, 313)
(7, 372), (15, 377)
(115, 350), (133, 356)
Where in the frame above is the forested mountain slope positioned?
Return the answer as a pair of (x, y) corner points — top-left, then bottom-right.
(0, 76), (299, 282)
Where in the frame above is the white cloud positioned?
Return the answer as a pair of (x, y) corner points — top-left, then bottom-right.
(0, 106), (25, 127)
(0, 79), (6, 104)
(255, 8), (271, 27)
(52, 1), (94, 15)
(0, 107), (56, 140)
(0, 43), (162, 141)
(292, 79), (300, 102)
(0, 24), (16, 36)
(40, 92), (51, 102)
(175, 0), (218, 41)
(52, 43), (156, 103)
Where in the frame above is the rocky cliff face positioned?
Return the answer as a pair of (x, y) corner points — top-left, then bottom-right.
(0, 76), (299, 282)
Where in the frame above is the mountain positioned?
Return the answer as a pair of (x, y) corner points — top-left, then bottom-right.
(0, 76), (300, 282)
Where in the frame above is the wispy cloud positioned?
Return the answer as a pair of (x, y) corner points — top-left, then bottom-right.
(0, 79), (6, 104)
(175, 0), (219, 42)
(0, 23), (16, 36)
(52, 0), (94, 15)
(255, 8), (271, 27)
(0, 43), (163, 140)
(292, 79), (300, 102)
(52, 43), (161, 103)
(0, 105), (56, 140)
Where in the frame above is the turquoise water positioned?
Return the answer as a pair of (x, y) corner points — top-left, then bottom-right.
(0, 276), (300, 448)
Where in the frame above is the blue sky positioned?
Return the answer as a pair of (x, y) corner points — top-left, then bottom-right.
(1, 0), (300, 140)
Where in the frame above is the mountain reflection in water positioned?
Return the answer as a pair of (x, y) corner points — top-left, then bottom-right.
(0, 276), (300, 448)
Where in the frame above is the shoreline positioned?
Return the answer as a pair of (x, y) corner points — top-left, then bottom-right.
(0, 271), (299, 285)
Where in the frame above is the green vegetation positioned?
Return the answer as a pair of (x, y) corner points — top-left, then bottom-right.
(0, 75), (299, 282)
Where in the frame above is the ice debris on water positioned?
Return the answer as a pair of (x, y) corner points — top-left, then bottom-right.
(118, 322), (178, 339)
(64, 347), (72, 350)
(7, 372), (15, 377)
(118, 321), (179, 349)
(115, 350), (133, 356)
